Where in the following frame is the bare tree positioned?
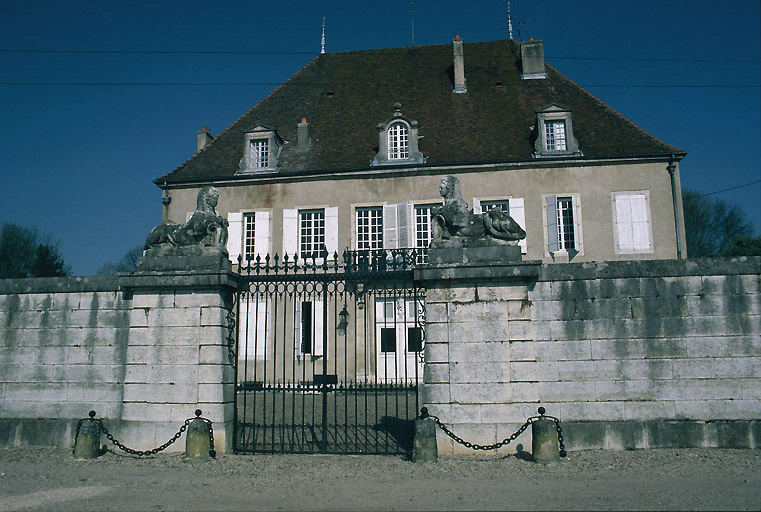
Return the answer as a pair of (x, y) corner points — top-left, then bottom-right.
(96, 246), (143, 275)
(682, 189), (754, 257)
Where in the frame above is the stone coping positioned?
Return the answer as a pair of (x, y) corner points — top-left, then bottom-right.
(0, 276), (119, 295)
(118, 270), (238, 291)
(414, 256), (760, 284)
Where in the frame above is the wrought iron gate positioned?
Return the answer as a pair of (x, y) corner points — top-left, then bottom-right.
(233, 249), (425, 455)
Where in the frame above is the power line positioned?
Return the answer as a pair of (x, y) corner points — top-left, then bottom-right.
(0, 48), (759, 63)
(694, 179), (761, 198)
(0, 81), (758, 88)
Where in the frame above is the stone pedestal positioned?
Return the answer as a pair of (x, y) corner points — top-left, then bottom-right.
(113, 246), (236, 453)
(415, 243), (540, 455)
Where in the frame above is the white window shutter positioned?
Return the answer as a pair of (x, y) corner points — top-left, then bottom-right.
(239, 299), (267, 359)
(254, 211), (270, 259)
(472, 198), (482, 214)
(397, 201), (413, 248)
(282, 209), (298, 258)
(615, 195), (633, 251)
(510, 198), (527, 254)
(546, 195), (559, 253)
(571, 195), (581, 252)
(631, 194), (651, 250)
(227, 212), (243, 263)
(382, 204), (399, 249)
(313, 300), (324, 357)
(325, 207), (339, 257)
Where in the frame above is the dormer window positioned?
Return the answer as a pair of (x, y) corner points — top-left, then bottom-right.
(238, 125), (282, 174)
(372, 103), (425, 166)
(533, 104), (582, 158)
(388, 122), (409, 160)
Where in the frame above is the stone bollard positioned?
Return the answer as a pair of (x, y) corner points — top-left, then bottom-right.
(73, 411), (103, 459)
(532, 408), (560, 464)
(185, 410), (213, 459)
(412, 408), (438, 462)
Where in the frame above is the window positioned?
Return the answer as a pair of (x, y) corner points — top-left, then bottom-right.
(387, 123), (409, 160)
(296, 300), (324, 357)
(533, 104), (581, 158)
(473, 197), (527, 254)
(556, 197), (575, 250)
(249, 139), (269, 168)
(546, 194), (582, 255)
(356, 207), (383, 250)
(226, 211), (271, 263)
(544, 121), (566, 152)
(414, 204), (435, 251)
(613, 192), (653, 253)
(299, 209), (325, 257)
(244, 213), (256, 261)
(372, 103), (425, 166)
(282, 207), (338, 261)
(238, 125), (282, 174)
(479, 200), (510, 215)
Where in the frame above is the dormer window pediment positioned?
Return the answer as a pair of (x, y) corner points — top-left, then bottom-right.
(533, 104), (582, 159)
(372, 103), (425, 166)
(238, 125), (283, 174)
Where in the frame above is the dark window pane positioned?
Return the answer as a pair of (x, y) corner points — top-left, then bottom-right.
(301, 301), (312, 354)
(407, 327), (423, 352)
(381, 328), (396, 352)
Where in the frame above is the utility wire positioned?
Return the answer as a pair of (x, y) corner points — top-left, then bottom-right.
(0, 81), (758, 88)
(694, 179), (761, 198)
(0, 48), (759, 63)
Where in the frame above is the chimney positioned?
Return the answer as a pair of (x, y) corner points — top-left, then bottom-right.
(196, 125), (212, 152)
(452, 34), (467, 94)
(521, 38), (546, 79)
(297, 117), (310, 148)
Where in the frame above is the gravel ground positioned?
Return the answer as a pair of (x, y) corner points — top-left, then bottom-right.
(1, 446), (760, 511)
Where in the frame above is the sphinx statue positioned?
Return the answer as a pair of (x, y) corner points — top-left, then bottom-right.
(144, 186), (229, 254)
(431, 176), (526, 244)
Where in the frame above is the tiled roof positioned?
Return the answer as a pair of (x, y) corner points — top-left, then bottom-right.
(156, 39), (685, 184)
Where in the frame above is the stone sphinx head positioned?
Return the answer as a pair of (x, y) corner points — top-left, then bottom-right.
(439, 176), (463, 204)
(197, 186), (220, 213)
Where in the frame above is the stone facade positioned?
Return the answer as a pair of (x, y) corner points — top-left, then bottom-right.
(418, 256), (761, 454)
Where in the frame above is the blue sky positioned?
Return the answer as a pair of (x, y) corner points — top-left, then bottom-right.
(1, 0), (759, 275)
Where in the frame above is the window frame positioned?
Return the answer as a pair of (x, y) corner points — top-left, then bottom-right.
(354, 205), (384, 251)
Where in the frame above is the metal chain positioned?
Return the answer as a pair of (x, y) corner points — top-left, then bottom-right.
(101, 419), (189, 457)
(420, 406), (567, 456)
(72, 411), (216, 458)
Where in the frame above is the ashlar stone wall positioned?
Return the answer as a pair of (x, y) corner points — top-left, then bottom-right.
(0, 272), (236, 452)
(420, 257), (761, 454)
(0, 277), (130, 446)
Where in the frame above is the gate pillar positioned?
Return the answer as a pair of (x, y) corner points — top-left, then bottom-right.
(414, 241), (541, 455)
(116, 246), (237, 453)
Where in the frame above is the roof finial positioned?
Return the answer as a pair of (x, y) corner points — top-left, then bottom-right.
(320, 17), (326, 54)
(507, 0), (514, 40)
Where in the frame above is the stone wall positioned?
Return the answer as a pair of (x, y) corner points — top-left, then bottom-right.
(0, 277), (129, 446)
(0, 271), (236, 452)
(420, 256), (761, 454)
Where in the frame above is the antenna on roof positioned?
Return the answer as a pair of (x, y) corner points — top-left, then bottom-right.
(320, 17), (326, 54)
(507, 0), (514, 40)
(410, 2), (415, 46)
